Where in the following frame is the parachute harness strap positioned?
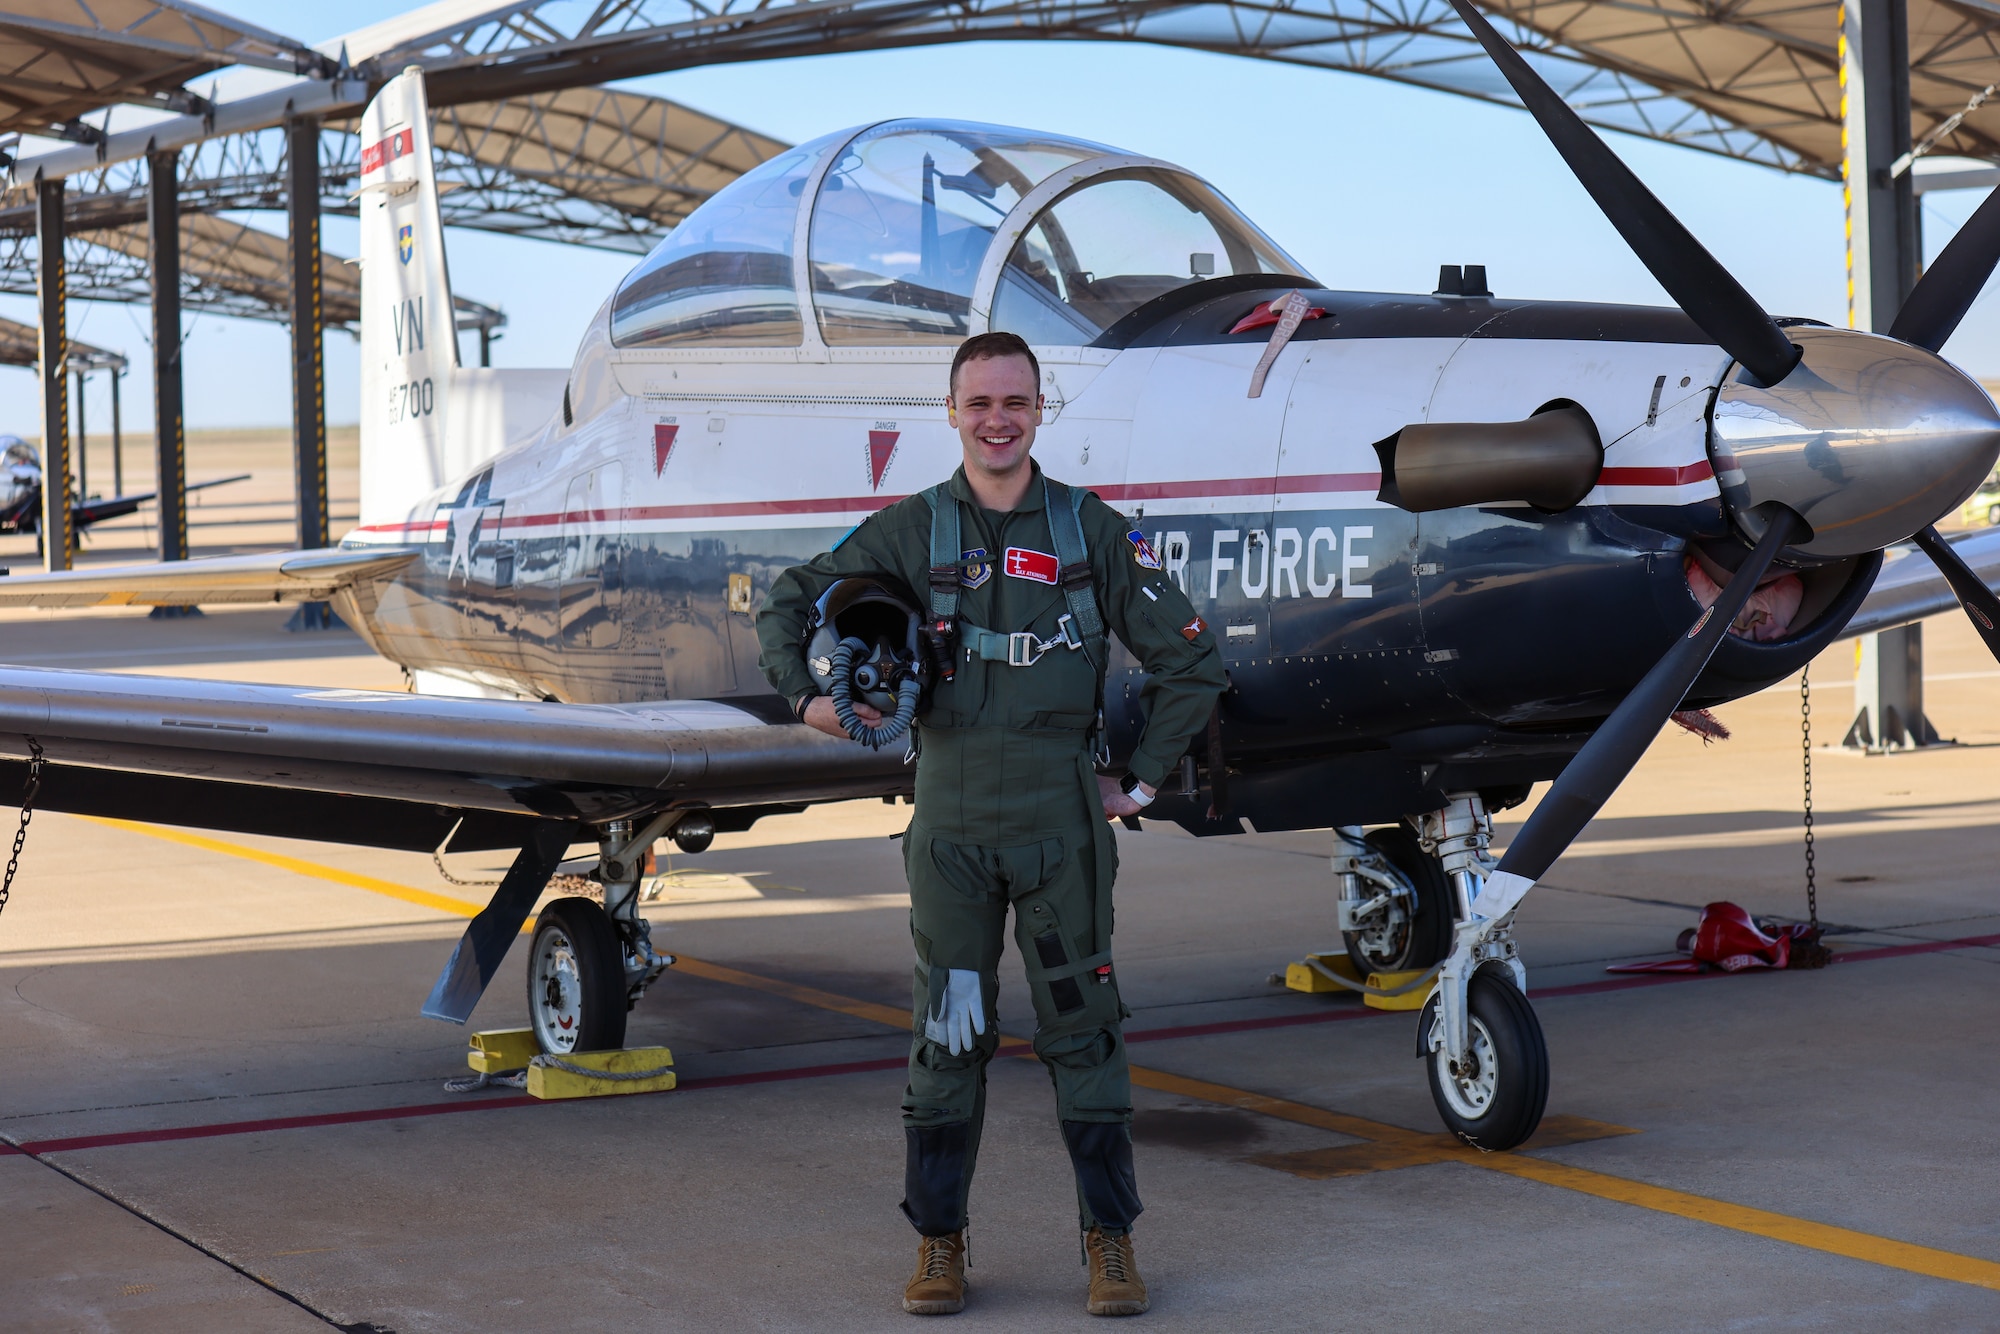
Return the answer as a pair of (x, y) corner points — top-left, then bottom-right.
(0, 738), (42, 923)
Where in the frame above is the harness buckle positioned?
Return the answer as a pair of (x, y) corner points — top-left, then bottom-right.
(1007, 631), (1043, 667)
(1055, 613), (1083, 650)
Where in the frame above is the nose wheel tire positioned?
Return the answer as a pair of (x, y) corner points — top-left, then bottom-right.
(1419, 964), (1548, 1151)
(527, 897), (627, 1054)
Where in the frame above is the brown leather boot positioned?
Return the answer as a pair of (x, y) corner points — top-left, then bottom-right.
(903, 1231), (967, 1315)
(1085, 1227), (1149, 1316)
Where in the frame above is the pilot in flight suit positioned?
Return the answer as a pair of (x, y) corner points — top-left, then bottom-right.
(758, 332), (1225, 1318)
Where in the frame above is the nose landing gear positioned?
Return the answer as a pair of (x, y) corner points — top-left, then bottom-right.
(1418, 962), (1548, 1150)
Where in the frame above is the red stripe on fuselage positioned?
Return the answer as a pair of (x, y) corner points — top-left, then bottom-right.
(346, 462), (1716, 537)
(1597, 460), (1714, 486)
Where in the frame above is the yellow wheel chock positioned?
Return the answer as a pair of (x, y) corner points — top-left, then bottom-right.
(1283, 954), (1434, 1011)
(465, 1028), (678, 1100)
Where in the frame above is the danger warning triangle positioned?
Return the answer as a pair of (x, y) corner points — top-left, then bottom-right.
(868, 430), (899, 490)
(653, 423), (679, 476)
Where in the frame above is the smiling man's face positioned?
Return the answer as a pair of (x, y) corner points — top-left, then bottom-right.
(948, 352), (1042, 492)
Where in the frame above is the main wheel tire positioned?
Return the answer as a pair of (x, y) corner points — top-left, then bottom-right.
(527, 897), (627, 1054)
(1342, 826), (1454, 976)
(1419, 963), (1548, 1150)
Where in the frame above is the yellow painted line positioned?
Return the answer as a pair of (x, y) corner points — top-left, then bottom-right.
(672, 955), (913, 1030)
(80, 817), (489, 922)
(77, 817), (2000, 1290)
(1124, 1064), (1425, 1144)
(1478, 1155), (2000, 1291)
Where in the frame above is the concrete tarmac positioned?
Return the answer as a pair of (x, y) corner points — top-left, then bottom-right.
(3, 603), (2000, 1331)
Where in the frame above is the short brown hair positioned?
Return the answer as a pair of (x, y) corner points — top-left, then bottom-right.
(949, 331), (1040, 396)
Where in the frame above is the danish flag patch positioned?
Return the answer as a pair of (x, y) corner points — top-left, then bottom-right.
(1003, 547), (1059, 584)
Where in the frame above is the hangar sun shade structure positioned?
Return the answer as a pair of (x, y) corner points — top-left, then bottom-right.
(0, 0), (1991, 580)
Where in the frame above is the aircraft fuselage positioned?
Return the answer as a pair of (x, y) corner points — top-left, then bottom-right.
(343, 285), (1878, 832)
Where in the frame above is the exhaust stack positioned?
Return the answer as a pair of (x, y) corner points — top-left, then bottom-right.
(1374, 405), (1603, 513)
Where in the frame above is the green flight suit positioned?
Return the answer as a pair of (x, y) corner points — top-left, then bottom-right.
(758, 461), (1226, 1235)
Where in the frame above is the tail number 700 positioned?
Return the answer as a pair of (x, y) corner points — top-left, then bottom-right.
(389, 378), (435, 426)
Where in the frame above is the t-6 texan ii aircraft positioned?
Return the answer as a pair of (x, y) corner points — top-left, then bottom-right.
(6, 12), (2000, 1149)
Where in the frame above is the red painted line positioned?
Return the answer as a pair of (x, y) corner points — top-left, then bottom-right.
(1825, 931), (2000, 963)
(5, 1046), (1039, 1157)
(18, 926), (1991, 1158)
(14, 1095), (539, 1155)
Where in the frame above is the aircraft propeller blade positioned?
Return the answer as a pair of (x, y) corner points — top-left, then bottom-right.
(1911, 525), (2000, 660)
(1887, 185), (2000, 352)
(421, 823), (574, 1024)
(1443, 0), (1800, 387)
(1481, 509), (1802, 908)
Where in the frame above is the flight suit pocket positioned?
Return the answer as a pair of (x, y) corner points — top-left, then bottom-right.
(1024, 710), (1096, 731)
(1032, 930), (1086, 1015)
(928, 839), (1005, 905)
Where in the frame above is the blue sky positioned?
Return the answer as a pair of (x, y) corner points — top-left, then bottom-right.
(4, 0), (1995, 440)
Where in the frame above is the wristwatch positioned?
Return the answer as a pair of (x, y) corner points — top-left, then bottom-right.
(1118, 772), (1155, 808)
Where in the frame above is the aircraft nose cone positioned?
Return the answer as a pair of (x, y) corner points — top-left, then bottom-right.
(1709, 325), (2000, 558)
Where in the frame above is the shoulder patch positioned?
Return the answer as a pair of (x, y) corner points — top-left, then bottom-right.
(1126, 530), (1162, 570)
(1181, 615), (1206, 642)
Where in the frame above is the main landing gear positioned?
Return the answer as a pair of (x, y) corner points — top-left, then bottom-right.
(1335, 791), (1549, 1150)
(527, 814), (678, 1055)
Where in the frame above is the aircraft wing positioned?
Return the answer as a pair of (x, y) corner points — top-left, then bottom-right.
(72, 493), (151, 527)
(0, 668), (906, 850)
(0, 547), (420, 608)
(1843, 528), (2000, 640)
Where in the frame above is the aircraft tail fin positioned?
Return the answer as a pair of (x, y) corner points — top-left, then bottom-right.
(357, 67), (458, 529)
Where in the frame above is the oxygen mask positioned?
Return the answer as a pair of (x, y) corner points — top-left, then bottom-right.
(804, 577), (930, 749)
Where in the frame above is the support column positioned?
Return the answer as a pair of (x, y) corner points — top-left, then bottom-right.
(73, 367), (86, 498)
(35, 177), (71, 572)
(287, 117), (328, 550)
(110, 367), (123, 496)
(1841, 0), (1944, 749)
(1842, 625), (1945, 750)
(149, 148), (189, 565)
(284, 116), (339, 632)
(1842, 0), (1920, 332)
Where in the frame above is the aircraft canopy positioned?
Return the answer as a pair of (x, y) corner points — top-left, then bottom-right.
(609, 119), (1308, 351)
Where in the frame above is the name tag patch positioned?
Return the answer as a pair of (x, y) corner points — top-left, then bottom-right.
(1004, 547), (1059, 584)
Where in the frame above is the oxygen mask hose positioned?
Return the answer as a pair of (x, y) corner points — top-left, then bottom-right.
(828, 637), (922, 749)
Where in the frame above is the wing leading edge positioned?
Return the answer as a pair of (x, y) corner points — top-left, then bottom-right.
(1843, 528), (2000, 641)
(0, 547), (420, 608)
(0, 669), (907, 842)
